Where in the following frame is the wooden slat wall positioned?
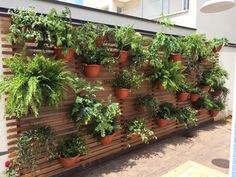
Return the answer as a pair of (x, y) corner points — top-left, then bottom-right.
(0, 16), (215, 177)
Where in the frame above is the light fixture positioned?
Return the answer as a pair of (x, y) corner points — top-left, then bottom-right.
(200, 0), (235, 13)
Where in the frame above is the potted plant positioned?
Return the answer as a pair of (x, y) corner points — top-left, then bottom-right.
(57, 134), (87, 168)
(211, 38), (228, 53)
(126, 119), (155, 143)
(198, 44), (215, 65)
(135, 95), (159, 113)
(199, 71), (214, 92)
(92, 96), (121, 145)
(0, 54), (77, 118)
(113, 69), (144, 99)
(176, 107), (197, 128)
(193, 96), (212, 115)
(185, 64), (198, 78)
(81, 47), (115, 77)
(190, 88), (203, 102)
(169, 36), (183, 62)
(177, 83), (191, 102)
(208, 100), (225, 117)
(211, 84), (229, 98)
(148, 60), (185, 91)
(114, 26), (142, 63)
(152, 102), (177, 127)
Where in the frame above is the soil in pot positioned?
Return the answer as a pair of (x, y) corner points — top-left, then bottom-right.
(114, 88), (129, 100)
(177, 92), (189, 101)
(213, 45), (223, 53)
(197, 108), (207, 115)
(156, 80), (165, 91)
(100, 134), (114, 145)
(169, 53), (182, 62)
(209, 110), (220, 117)
(83, 64), (101, 77)
(54, 48), (75, 62)
(60, 156), (78, 168)
(201, 85), (211, 92)
(190, 93), (200, 102)
(118, 50), (129, 63)
(157, 119), (169, 127)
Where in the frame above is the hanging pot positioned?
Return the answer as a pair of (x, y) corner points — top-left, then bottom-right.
(136, 106), (146, 113)
(197, 108), (207, 115)
(130, 134), (140, 140)
(156, 80), (165, 91)
(60, 156), (78, 168)
(213, 45), (223, 53)
(188, 70), (197, 77)
(177, 92), (189, 101)
(190, 93), (200, 102)
(118, 50), (129, 63)
(169, 53), (182, 62)
(114, 88), (129, 99)
(201, 85), (211, 92)
(83, 64), (101, 77)
(100, 134), (114, 145)
(157, 119), (169, 127)
(54, 47), (75, 62)
(209, 110), (220, 117)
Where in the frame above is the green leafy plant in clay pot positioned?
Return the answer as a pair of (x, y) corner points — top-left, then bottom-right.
(176, 83), (191, 102)
(176, 107), (197, 128)
(184, 64), (199, 78)
(92, 96), (121, 145)
(57, 134), (87, 168)
(152, 102), (177, 127)
(168, 36), (183, 62)
(114, 26), (142, 63)
(199, 71), (214, 92)
(211, 37), (228, 53)
(113, 69), (144, 100)
(0, 54), (77, 118)
(126, 119), (155, 143)
(211, 84), (229, 98)
(208, 100), (225, 117)
(190, 88), (203, 102)
(147, 60), (185, 91)
(198, 44), (216, 65)
(81, 47), (116, 77)
(135, 95), (159, 113)
(193, 96), (213, 115)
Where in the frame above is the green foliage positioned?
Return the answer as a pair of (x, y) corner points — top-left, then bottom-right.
(148, 60), (185, 91)
(92, 96), (121, 138)
(198, 44), (216, 62)
(211, 37), (228, 48)
(177, 83), (191, 93)
(127, 119), (154, 143)
(130, 47), (150, 67)
(114, 26), (142, 51)
(113, 69), (144, 89)
(158, 13), (175, 30)
(211, 85), (229, 99)
(181, 33), (206, 61)
(193, 96), (213, 110)
(176, 107), (197, 128)
(57, 134), (87, 158)
(153, 102), (177, 119)
(135, 95), (159, 115)
(190, 87), (203, 95)
(6, 126), (56, 177)
(0, 54), (77, 118)
(208, 99), (225, 111)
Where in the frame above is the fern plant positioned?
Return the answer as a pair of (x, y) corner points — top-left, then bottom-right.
(0, 54), (77, 118)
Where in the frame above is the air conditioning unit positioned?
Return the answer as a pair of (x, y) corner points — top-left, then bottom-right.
(117, 0), (131, 2)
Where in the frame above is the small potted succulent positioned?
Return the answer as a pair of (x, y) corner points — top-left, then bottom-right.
(112, 69), (144, 100)
(208, 100), (225, 117)
(211, 38), (228, 53)
(176, 83), (191, 102)
(193, 96), (212, 115)
(175, 107), (197, 128)
(190, 88), (203, 102)
(114, 26), (142, 63)
(134, 95), (159, 113)
(153, 102), (177, 127)
(127, 119), (155, 143)
(57, 134), (87, 168)
(92, 97), (121, 145)
(81, 47), (116, 77)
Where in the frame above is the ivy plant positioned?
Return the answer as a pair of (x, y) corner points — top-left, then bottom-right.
(0, 54), (77, 118)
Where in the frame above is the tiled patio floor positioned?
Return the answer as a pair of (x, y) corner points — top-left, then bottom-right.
(75, 120), (231, 177)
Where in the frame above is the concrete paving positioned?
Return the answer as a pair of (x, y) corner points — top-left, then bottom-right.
(76, 120), (231, 177)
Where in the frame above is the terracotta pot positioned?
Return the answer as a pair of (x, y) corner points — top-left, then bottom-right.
(197, 108), (207, 115)
(200, 58), (210, 65)
(118, 50), (129, 63)
(136, 106), (146, 113)
(100, 134), (114, 145)
(188, 70), (197, 77)
(209, 110), (220, 117)
(60, 156), (78, 168)
(131, 134), (140, 140)
(112, 50), (119, 57)
(54, 47), (75, 62)
(190, 93), (200, 102)
(83, 64), (101, 77)
(157, 119), (169, 127)
(201, 85), (211, 92)
(169, 53), (182, 62)
(114, 88), (129, 99)
(212, 91), (222, 97)
(177, 92), (189, 101)
(156, 80), (165, 91)
(95, 36), (107, 46)
(213, 45), (223, 53)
